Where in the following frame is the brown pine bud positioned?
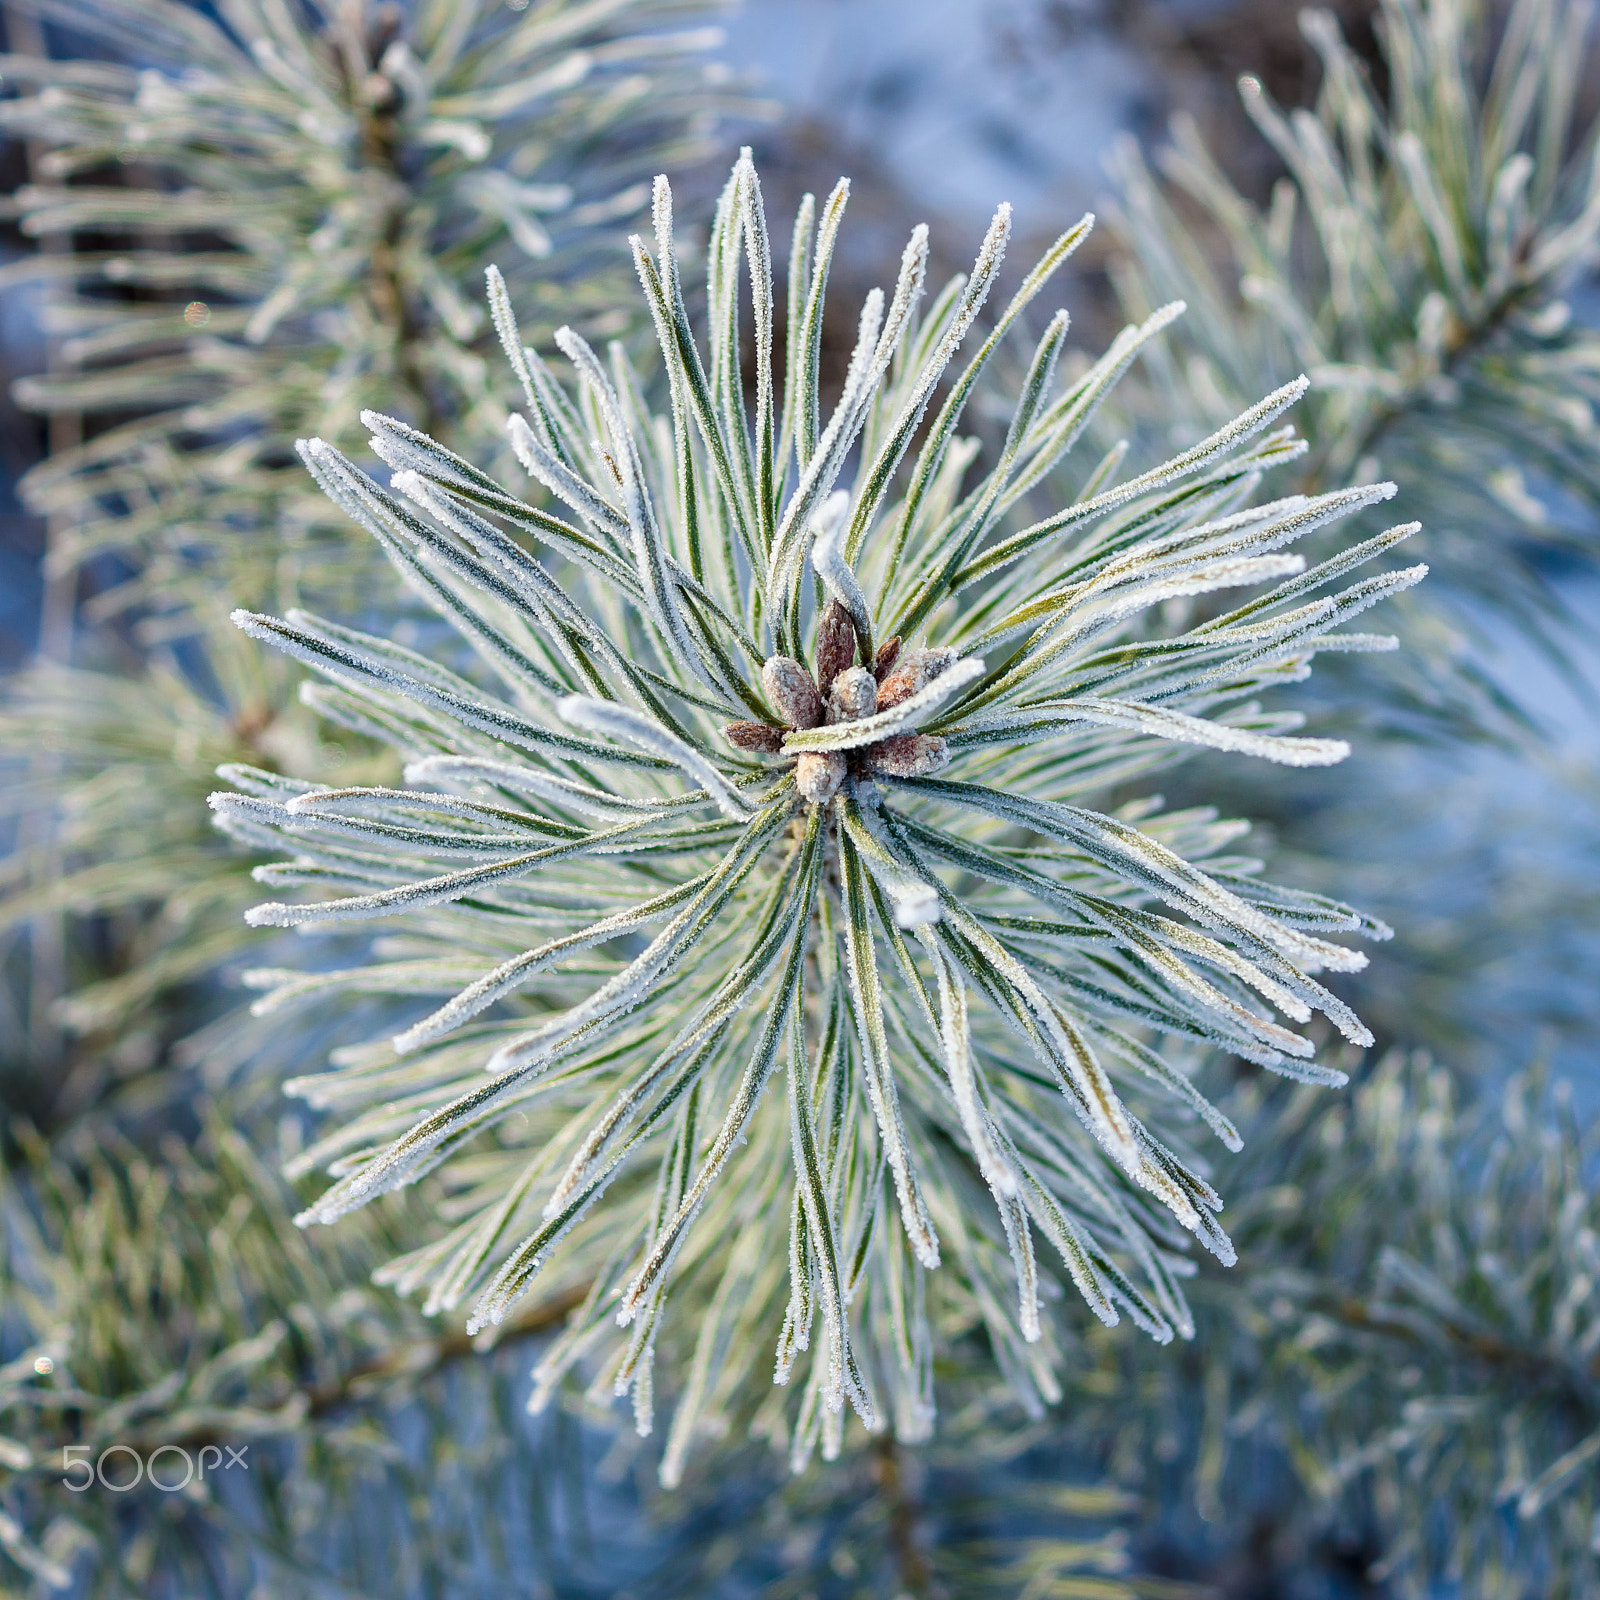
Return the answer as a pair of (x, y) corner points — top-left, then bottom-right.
(761, 655), (822, 730)
(872, 635), (902, 682)
(795, 750), (847, 804)
(865, 733), (950, 778)
(826, 666), (878, 724)
(813, 599), (856, 694)
(876, 646), (957, 710)
(723, 720), (784, 753)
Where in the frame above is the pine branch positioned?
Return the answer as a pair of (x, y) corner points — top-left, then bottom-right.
(212, 150), (1419, 1479)
(1104, 0), (1600, 736)
(302, 1281), (589, 1424)
(871, 1432), (936, 1599)
(1063, 1053), (1600, 1597)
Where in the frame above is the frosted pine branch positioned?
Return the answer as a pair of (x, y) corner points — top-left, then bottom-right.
(1105, 0), (1600, 731)
(221, 153), (1420, 1475)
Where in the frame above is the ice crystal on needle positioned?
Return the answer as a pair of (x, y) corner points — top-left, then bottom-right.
(214, 154), (1422, 1474)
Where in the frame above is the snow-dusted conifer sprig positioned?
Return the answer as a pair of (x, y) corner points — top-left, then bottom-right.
(1107, 0), (1600, 730)
(1, 0), (741, 615)
(215, 153), (1422, 1474)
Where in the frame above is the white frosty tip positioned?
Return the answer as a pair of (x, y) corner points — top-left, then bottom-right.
(890, 881), (941, 928)
(810, 490), (871, 641)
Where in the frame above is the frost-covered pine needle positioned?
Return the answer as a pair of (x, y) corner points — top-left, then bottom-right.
(217, 153), (1421, 1477)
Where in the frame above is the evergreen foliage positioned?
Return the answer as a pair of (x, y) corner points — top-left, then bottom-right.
(2, 0), (738, 612)
(1107, 0), (1600, 731)
(214, 153), (1420, 1475)
(0, 1102), (1133, 1596)
(1073, 11), (1600, 1590)
(1, 2), (1596, 1595)
(0, 1105), (655, 1596)
(0, 0), (740, 1087)
(1070, 1053), (1600, 1599)
(0, 634), (340, 1115)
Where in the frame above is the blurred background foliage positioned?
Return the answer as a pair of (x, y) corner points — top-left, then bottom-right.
(0, 0), (752, 1127)
(1, 1), (1598, 1596)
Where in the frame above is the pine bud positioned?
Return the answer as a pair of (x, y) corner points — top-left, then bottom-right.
(865, 733), (950, 778)
(827, 666), (878, 724)
(795, 750), (847, 803)
(813, 598), (856, 693)
(723, 720), (784, 753)
(876, 646), (957, 710)
(761, 655), (822, 729)
(873, 635), (902, 682)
